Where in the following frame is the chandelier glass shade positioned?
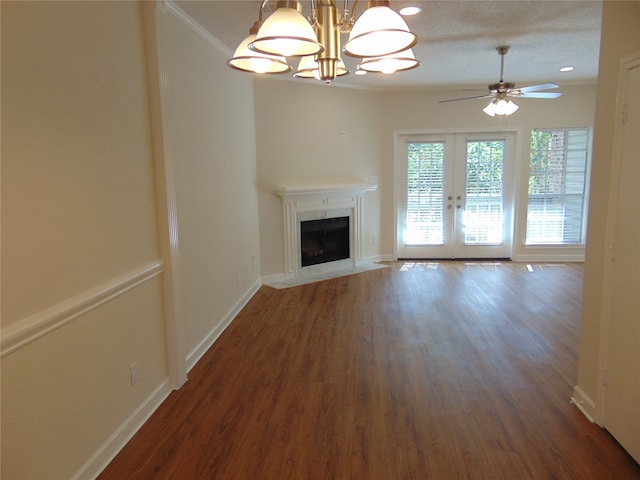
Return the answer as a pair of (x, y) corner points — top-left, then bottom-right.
(227, 22), (292, 74)
(227, 0), (419, 84)
(343, 5), (417, 58)
(482, 97), (519, 116)
(249, 6), (323, 57)
(358, 48), (419, 74)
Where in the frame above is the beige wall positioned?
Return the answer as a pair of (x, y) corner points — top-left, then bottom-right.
(577, 0), (640, 415)
(156, 6), (261, 362)
(1, 0), (634, 477)
(254, 80), (597, 276)
(380, 84), (597, 259)
(1, 1), (262, 478)
(1, 2), (168, 478)
(254, 79), (384, 277)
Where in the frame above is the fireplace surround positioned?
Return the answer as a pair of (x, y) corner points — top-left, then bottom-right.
(276, 183), (376, 280)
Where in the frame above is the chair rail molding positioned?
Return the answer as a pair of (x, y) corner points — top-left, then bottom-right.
(1, 260), (164, 358)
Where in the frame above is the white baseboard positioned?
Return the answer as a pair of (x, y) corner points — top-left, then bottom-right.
(186, 279), (261, 372)
(513, 253), (585, 263)
(72, 379), (172, 480)
(571, 385), (598, 424)
(261, 272), (287, 284)
(369, 253), (396, 262)
(73, 279), (262, 479)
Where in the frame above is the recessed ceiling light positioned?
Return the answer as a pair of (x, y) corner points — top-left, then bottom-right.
(560, 66), (575, 72)
(354, 68), (367, 76)
(400, 6), (422, 16)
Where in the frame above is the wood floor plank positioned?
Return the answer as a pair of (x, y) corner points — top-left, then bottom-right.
(98, 261), (640, 479)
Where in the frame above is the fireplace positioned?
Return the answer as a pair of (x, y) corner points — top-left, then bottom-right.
(300, 216), (350, 267)
(276, 182), (377, 280)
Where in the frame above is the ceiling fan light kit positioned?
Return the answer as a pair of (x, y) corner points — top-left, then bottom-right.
(227, 0), (420, 84)
(483, 97), (519, 117)
(440, 45), (563, 116)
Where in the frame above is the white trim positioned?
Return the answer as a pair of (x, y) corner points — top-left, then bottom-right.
(1, 261), (164, 358)
(277, 183), (377, 280)
(161, 0), (232, 56)
(186, 279), (262, 372)
(276, 183), (377, 198)
(262, 272), (287, 285)
(393, 128), (521, 260)
(362, 254), (392, 264)
(513, 253), (585, 263)
(71, 379), (172, 480)
(261, 255), (391, 284)
(571, 385), (598, 424)
(146, 1), (189, 389)
(595, 51), (640, 426)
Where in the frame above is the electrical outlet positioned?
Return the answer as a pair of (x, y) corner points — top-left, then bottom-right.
(129, 362), (138, 386)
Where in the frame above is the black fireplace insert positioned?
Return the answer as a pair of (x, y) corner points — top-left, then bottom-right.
(300, 216), (350, 267)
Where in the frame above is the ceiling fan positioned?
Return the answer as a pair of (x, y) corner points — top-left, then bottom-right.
(440, 46), (563, 116)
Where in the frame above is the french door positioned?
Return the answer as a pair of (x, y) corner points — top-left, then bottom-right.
(397, 132), (515, 259)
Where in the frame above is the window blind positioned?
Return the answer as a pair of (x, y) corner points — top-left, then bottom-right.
(526, 129), (590, 245)
(405, 142), (445, 245)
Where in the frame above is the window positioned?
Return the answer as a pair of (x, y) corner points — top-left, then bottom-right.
(526, 128), (590, 245)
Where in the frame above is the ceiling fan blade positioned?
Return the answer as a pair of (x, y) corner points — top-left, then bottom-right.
(439, 94), (492, 103)
(513, 92), (563, 99)
(463, 88), (490, 92)
(516, 83), (560, 93)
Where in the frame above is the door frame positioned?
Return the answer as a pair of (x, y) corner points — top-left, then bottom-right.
(393, 127), (522, 260)
(594, 51), (640, 440)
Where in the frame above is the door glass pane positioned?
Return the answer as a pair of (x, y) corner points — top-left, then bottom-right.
(405, 142), (444, 245)
(464, 140), (504, 244)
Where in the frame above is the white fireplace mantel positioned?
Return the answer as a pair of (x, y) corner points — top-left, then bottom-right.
(276, 182), (377, 279)
(276, 183), (377, 200)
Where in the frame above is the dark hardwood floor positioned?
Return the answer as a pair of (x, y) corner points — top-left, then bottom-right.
(98, 261), (640, 479)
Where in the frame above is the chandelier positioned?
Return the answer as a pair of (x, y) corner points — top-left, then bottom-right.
(227, 0), (420, 84)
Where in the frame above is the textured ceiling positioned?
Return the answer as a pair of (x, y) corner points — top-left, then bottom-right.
(175, 0), (603, 91)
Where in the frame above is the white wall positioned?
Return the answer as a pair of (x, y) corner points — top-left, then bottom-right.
(575, 0), (640, 420)
(254, 80), (596, 276)
(1, 1), (263, 478)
